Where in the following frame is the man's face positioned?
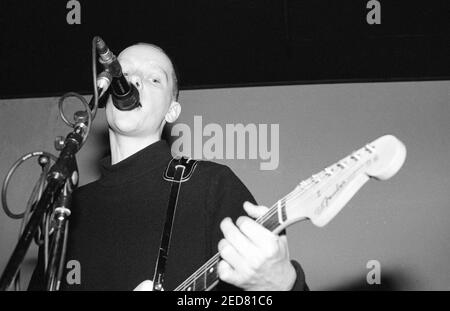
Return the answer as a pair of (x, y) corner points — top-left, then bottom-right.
(105, 44), (176, 138)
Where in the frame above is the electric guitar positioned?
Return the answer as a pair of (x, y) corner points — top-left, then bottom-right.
(173, 134), (407, 291)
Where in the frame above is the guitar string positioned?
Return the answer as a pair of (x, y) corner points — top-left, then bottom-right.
(174, 166), (340, 291)
(174, 174), (325, 291)
(175, 150), (371, 290)
(174, 162), (346, 290)
(174, 208), (279, 290)
(174, 191), (296, 291)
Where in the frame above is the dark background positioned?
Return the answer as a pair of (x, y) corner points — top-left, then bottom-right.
(1, 0), (449, 99)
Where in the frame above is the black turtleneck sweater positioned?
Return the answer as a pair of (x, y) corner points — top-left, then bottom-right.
(29, 140), (307, 291)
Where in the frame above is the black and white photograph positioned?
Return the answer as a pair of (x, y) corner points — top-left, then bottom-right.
(0, 0), (449, 295)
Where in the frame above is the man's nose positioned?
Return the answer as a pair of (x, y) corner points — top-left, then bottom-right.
(128, 75), (143, 91)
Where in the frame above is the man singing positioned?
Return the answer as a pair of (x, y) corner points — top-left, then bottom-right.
(30, 43), (307, 291)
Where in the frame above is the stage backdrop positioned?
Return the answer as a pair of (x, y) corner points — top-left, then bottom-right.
(1, 80), (449, 290)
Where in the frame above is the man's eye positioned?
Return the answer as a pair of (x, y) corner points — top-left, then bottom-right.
(151, 78), (161, 84)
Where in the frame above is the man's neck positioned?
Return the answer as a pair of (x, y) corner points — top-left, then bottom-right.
(109, 130), (161, 165)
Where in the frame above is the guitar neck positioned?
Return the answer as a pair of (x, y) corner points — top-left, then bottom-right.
(173, 134), (407, 291)
(173, 151), (359, 291)
(174, 200), (288, 291)
(174, 170), (326, 291)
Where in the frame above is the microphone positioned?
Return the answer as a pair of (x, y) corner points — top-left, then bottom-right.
(95, 36), (141, 111)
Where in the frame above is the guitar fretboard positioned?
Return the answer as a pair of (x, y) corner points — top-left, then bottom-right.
(174, 142), (377, 291)
(174, 207), (283, 291)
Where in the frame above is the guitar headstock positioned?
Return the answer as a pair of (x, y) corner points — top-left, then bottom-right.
(281, 135), (406, 228)
(364, 135), (407, 180)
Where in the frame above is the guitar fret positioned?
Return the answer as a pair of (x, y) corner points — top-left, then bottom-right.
(193, 272), (205, 291)
(280, 198), (287, 222)
(179, 260), (219, 291)
(205, 264), (219, 289)
(258, 211), (281, 231)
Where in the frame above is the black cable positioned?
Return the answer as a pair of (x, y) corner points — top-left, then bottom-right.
(2, 152), (57, 220)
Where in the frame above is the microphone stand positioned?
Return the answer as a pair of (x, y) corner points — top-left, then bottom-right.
(0, 121), (85, 291)
(45, 182), (72, 291)
(0, 36), (111, 291)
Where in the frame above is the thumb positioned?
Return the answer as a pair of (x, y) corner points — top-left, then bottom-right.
(134, 280), (154, 291)
(243, 201), (270, 219)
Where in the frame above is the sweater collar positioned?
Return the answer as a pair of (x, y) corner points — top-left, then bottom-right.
(98, 140), (172, 187)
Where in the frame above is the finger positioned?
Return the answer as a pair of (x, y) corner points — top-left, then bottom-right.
(133, 280), (153, 291)
(218, 238), (246, 272)
(220, 217), (257, 257)
(217, 259), (242, 286)
(235, 216), (279, 251)
(243, 201), (270, 219)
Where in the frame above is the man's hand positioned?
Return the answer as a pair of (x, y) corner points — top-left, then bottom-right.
(217, 201), (297, 291)
(133, 280), (154, 291)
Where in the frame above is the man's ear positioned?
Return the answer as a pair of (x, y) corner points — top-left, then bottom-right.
(165, 101), (181, 123)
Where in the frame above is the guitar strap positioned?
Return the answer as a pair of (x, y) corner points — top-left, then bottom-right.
(152, 156), (198, 291)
